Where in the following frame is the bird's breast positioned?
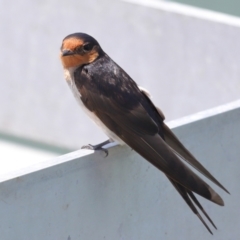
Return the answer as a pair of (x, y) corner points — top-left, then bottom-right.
(63, 67), (125, 145)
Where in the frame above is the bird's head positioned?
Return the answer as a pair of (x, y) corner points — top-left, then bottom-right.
(60, 33), (103, 69)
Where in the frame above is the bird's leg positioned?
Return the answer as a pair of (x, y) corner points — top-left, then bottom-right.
(81, 139), (112, 157)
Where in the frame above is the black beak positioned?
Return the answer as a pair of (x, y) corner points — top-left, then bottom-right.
(62, 49), (74, 56)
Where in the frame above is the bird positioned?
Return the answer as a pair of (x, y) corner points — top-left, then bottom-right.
(59, 32), (228, 234)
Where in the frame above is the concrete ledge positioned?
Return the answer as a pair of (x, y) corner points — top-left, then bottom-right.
(0, 100), (239, 239)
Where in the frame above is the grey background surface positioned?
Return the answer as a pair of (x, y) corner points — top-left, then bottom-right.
(0, 0), (240, 149)
(168, 0), (240, 17)
(0, 102), (238, 239)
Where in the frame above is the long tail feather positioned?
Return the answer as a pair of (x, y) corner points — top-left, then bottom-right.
(187, 191), (217, 229)
(168, 176), (214, 234)
(163, 123), (229, 194)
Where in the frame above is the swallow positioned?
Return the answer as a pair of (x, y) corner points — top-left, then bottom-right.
(60, 32), (229, 234)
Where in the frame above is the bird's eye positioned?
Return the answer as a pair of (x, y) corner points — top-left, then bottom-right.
(83, 43), (93, 52)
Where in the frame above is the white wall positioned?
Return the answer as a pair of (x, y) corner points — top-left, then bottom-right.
(0, 0), (240, 149)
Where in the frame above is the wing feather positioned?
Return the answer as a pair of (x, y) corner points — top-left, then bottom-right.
(73, 59), (227, 233)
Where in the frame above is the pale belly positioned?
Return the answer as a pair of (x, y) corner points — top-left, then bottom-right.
(64, 68), (125, 145)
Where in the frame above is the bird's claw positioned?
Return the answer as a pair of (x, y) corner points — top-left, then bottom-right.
(81, 144), (109, 157)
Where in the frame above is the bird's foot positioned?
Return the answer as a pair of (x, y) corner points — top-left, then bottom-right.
(81, 144), (109, 157)
(81, 139), (111, 157)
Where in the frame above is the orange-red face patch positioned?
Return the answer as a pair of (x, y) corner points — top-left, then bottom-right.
(60, 37), (99, 68)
